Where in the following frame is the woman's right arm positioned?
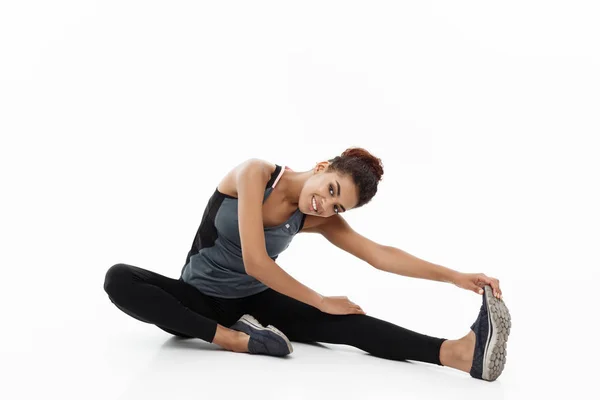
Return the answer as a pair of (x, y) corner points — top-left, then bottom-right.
(236, 158), (365, 315)
(250, 258), (366, 315)
(235, 158), (324, 309)
(248, 258), (325, 309)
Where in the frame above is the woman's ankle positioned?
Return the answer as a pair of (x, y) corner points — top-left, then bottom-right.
(439, 334), (474, 373)
(213, 325), (249, 352)
(439, 339), (459, 367)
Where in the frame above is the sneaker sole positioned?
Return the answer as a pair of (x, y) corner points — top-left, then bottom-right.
(238, 314), (294, 355)
(482, 285), (511, 381)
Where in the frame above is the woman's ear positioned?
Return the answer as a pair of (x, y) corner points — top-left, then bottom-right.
(314, 161), (330, 172)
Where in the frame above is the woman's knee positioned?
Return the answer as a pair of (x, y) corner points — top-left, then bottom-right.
(103, 263), (134, 297)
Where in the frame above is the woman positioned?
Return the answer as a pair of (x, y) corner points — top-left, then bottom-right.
(103, 147), (511, 382)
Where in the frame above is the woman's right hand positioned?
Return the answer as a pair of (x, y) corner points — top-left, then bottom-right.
(318, 296), (366, 315)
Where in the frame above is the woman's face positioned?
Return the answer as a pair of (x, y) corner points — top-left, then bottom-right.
(300, 163), (359, 217)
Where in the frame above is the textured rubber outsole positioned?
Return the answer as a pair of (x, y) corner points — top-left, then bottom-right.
(236, 314), (294, 356)
(482, 285), (511, 381)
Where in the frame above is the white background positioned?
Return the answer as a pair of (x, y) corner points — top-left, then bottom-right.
(1, 1), (598, 399)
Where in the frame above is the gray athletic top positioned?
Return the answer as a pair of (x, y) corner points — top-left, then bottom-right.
(180, 164), (307, 299)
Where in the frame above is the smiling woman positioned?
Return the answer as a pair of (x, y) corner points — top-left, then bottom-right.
(103, 147), (511, 382)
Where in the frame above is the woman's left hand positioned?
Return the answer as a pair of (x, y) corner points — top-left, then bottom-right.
(453, 272), (503, 299)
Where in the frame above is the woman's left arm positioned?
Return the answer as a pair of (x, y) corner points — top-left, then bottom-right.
(376, 245), (458, 282)
(376, 245), (503, 298)
(312, 214), (503, 299)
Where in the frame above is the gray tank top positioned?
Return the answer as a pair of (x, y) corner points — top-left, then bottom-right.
(180, 164), (307, 298)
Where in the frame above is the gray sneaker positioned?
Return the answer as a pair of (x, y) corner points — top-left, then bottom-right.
(230, 314), (293, 357)
(470, 285), (512, 381)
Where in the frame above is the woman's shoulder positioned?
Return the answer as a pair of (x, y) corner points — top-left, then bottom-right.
(216, 158), (278, 198)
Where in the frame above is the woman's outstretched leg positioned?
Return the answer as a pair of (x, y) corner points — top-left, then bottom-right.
(103, 263), (250, 352)
(244, 288), (476, 370)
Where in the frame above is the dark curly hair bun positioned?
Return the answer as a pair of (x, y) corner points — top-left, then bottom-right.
(341, 147), (384, 183)
(327, 147), (384, 208)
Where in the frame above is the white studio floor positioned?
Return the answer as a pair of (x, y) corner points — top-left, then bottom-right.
(0, 277), (592, 400)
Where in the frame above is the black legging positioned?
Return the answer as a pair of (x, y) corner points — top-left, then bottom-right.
(103, 263), (447, 365)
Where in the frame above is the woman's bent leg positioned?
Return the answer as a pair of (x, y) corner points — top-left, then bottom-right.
(244, 289), (447, 365)
(103, 263), (219, 342)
